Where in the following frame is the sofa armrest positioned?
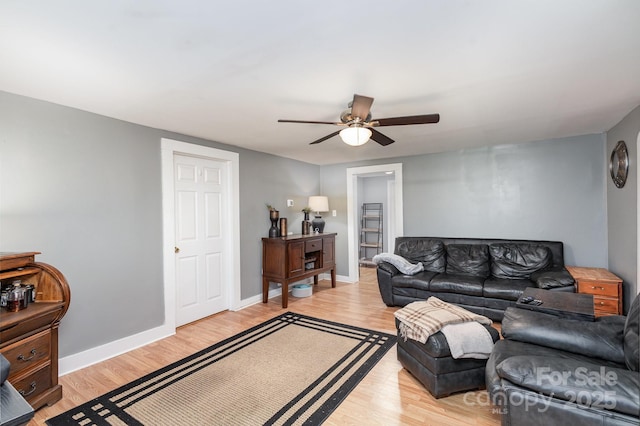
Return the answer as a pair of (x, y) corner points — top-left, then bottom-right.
(377, 261), (399, 276)
(1, 354), (35, 426)
(497, 356), (640, 417)
(501, 307), (626, 364)
(376, 262), (398, 306)
(0, 381), (35, 426)
(530, 267), (575, 290)
(0, 354), (9, 386)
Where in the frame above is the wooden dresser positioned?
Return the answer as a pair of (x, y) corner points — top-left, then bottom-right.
(262, 233), (336, 308)
(566, 266), (622, 316)
(0, 252), (71, 410)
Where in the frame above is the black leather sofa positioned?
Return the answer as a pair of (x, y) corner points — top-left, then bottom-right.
(376, 237), (575, 320)
(486, 293), (640, 425)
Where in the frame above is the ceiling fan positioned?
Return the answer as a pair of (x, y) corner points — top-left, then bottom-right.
(278, 94), (440, 146)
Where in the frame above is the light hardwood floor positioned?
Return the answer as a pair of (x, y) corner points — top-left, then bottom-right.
(30, 268), (502, 425)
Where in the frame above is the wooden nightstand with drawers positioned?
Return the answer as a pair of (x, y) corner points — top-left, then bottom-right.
(566, 266), (623, 316)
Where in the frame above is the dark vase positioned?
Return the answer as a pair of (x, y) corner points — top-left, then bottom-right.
(269, 210), (280, 237)
(302, 212), (311, 235)
(311, 215), (325, 233)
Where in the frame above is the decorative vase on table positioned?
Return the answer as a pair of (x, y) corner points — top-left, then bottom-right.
(311, 215), (325, 233)
(268, 210), (280, 238)
(302, 211), (311, 235)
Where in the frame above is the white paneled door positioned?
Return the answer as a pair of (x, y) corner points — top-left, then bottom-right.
(174, 154), (228, 326)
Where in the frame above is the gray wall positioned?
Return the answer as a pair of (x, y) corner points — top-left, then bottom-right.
(607, 104), (639, 313)
(0, 91), (319, 357)
(321, 134), (609, 277)
(237, 149), (320, 298)
(2, 88), (633, 363)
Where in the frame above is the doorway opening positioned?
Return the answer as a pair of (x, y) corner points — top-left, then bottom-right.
(346, 163), (403, 283)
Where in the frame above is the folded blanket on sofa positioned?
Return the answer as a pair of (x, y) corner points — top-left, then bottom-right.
(372, 253), (423, 275)
(441, 322), (495, 359)
(394, 297), (492, 344)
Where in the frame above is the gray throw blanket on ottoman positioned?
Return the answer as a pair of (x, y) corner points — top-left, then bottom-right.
(394, 297), (495, 359)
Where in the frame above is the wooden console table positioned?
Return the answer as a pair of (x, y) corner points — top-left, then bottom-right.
(567, 266), (623, 316)
(262, 233), (336, 308)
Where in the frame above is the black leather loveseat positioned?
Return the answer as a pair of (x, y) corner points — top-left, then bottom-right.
(376, 237), (575, 320)
(485, 293), (640, 425)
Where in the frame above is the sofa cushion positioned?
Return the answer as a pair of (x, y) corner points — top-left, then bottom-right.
(396, 239), (446, 273)
(429, 274), (484, 297)
(391, 270), (439, 291)
(623, 294), (640, 371)
(445, 244), (490, 277)
(496, 356), (640, 417)
(483, 278), (532, 301)
(530, 268), (575, 289)
(485, 339), (626, 406)
(489, 243), (552, 279)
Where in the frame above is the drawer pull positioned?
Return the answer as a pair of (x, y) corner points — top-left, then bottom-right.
(599, 301), (605, 305)
(590, 286), (605, 290)
(17, 349), (37, 362)
(19, 381), (37, 397)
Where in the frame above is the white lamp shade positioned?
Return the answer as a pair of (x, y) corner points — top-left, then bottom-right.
(308, 196), (329, 213)
(339, 127), (372, 146)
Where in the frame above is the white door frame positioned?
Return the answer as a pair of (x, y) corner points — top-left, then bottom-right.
(161, 138), (241, 331)
(386, 178), (395, 254)
(346, 163), (403, 282)
(637, 131), (640, 295)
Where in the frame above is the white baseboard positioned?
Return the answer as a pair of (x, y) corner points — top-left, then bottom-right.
(59, 296), (264, 375)
(335, 273), (353, 283)
(59, 323), (175, 376)
(319, 273), (353, 283)
(59, 275), (355, 375)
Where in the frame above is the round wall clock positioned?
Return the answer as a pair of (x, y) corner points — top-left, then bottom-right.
(609, 140), (629, 188)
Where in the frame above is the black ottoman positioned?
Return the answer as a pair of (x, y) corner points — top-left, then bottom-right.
(395, 318), (500, 398)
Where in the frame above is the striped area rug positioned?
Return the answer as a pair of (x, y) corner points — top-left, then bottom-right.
(47, 312), (395, 425)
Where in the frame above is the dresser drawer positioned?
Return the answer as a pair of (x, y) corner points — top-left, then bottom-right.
(593, 297), (619, 313)
(1, 330), (51, 378)
(1, 306), (61, 343)
(305, 239), (322, 253)
(576, 281), (619, 297)
(10, 361), (52, 403)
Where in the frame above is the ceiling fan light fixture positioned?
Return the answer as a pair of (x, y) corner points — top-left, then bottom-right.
(339, 127), (372, 146)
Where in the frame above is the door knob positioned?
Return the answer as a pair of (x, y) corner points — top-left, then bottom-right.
(174, 247), (180, 253)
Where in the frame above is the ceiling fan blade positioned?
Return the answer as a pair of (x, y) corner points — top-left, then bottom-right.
(374, 113), (440, 127)
(351, 94), (374, 121)
(370, 128), (395, 146)
(278, 119), (342, 125)
(309, 130), (341, 145)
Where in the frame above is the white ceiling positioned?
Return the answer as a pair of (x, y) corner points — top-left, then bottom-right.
(2, 1), (640, 165)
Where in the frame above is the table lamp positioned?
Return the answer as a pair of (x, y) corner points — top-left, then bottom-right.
(308, 196), (329, 233)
